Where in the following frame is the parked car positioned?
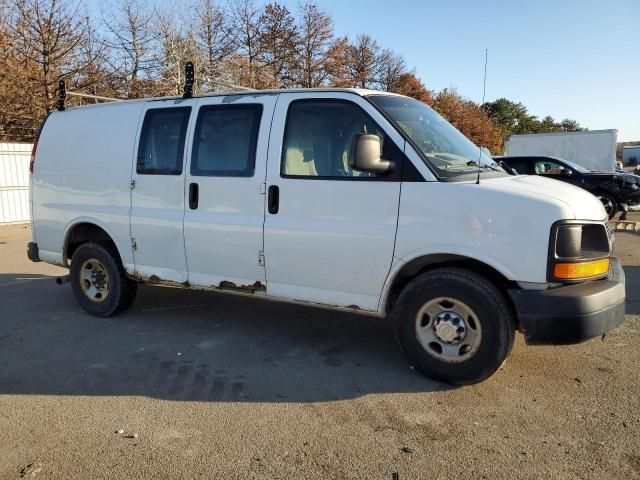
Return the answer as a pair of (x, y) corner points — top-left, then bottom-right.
(496, 155), (640, 218)
(28, 89), (625, 385)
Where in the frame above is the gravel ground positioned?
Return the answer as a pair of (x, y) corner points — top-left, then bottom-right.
(0, 220), (639, 480)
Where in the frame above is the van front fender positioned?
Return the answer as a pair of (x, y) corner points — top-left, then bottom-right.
(378, 247), (518, 314)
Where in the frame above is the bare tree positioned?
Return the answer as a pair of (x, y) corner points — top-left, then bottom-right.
(153, 8), (197, 96)
(194, 0), (235, 87)
(0, 0), (37, 140)
(229, 0), (263, 88)
(259, 3), (298, 88)
(0, 0), (10, 32)
(378, 49), (407, 91)
(344, 34), (386, 89)
(295, 2), (339, 88)
(102, 0), (156, 98)
(10, 0), (86, 112)
(72, 14), (113, 100)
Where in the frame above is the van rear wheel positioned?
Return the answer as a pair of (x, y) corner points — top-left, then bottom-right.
(70, 242), (137, 317)
(392, 268), (515, 385)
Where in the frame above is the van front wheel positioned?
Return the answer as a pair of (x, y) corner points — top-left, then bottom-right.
(392, 268), (515, 385)
(70, 242), (137, 317)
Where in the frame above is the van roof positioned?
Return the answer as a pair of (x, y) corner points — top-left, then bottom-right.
(64, 87), (400, 111)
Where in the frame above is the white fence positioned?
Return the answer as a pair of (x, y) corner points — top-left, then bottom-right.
(0, 143), (32, 224)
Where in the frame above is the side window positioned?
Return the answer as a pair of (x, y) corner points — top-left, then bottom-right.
(137, 107), (191, 175)
(507, 159), (530, 174)
(281, 100), (390, 179)
(191, 105), (263, 177)
(534, 160), (568, 175)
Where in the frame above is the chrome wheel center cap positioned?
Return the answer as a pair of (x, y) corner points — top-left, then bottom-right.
(434, 312), (466, 344)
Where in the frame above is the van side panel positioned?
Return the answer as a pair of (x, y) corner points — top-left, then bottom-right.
(32, 102), (145, 267)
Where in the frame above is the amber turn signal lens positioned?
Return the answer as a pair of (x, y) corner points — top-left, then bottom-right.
(553, 258), (610, 279)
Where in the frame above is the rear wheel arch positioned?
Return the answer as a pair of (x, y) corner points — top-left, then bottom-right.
(385, 254), (518, 315)
(63, 221), (124, 266)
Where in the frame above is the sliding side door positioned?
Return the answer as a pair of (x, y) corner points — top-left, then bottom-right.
(183, 95), (277, 290)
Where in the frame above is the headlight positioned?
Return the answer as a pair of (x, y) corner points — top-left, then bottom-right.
(549, 222), (611, 282)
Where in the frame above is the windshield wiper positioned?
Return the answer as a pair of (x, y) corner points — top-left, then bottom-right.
(466, 160), (501, 171)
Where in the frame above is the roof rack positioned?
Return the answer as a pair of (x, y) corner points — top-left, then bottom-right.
(185, 61), (256, 94)
(202, 77), (256, 92)
(66, 91), (123, 103)
(57, 80), (123, 111)
(57, 62), (257, 111)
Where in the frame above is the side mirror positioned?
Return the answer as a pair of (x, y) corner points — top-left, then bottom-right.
(350, 134), (395, 173)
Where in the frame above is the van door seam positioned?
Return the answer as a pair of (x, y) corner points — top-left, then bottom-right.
(181, 100), (198, 284)
(129, 103), (147, 268)
(261, 93), (281, 290)
(377, 139), (406, 313)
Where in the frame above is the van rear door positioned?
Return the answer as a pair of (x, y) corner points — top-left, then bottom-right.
(130, 101), (193, 283)
(182, 94), (277, 290)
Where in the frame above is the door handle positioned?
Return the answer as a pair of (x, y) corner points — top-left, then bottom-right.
(268, 185), (279, 214)
(189, 182), (199, 209)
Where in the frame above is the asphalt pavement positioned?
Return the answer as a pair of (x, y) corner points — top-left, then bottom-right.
(1, 222), (639, 479)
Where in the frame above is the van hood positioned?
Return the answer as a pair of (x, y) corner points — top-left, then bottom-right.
(479, 174), (607, 221)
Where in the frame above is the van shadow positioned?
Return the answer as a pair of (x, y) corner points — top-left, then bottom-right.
(0, 273), (450, 402)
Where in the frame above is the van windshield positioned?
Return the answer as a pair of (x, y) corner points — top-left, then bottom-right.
(367, 95), (503, 178)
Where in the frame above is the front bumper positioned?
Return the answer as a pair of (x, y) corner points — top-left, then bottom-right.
(508, 257), (625, 345)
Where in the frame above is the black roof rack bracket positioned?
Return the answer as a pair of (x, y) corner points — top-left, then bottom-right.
(58, 80), (66, 111)
(183, 62), (194, 99)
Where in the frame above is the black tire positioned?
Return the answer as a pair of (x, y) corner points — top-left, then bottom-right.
(594, 192), (618, 219)
(392, 268), (515, 385)
(70, 242), (137, 317)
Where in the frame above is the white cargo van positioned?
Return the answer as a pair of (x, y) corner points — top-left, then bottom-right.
(28, 88), (625, 384)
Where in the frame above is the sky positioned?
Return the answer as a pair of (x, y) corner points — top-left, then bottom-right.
(275, 0), (639, 141)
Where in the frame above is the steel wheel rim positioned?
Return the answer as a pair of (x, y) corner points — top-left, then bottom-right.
(415, 297), (482, 363)
(79, 259), (110, 303)
(597, 195), (614, 215)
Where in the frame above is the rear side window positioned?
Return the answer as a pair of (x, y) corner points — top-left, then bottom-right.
(137, 107), (191, 175)
(191, 105), (263, 177)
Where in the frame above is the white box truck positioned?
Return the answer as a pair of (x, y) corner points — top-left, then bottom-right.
(505, 130), (618, 172)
